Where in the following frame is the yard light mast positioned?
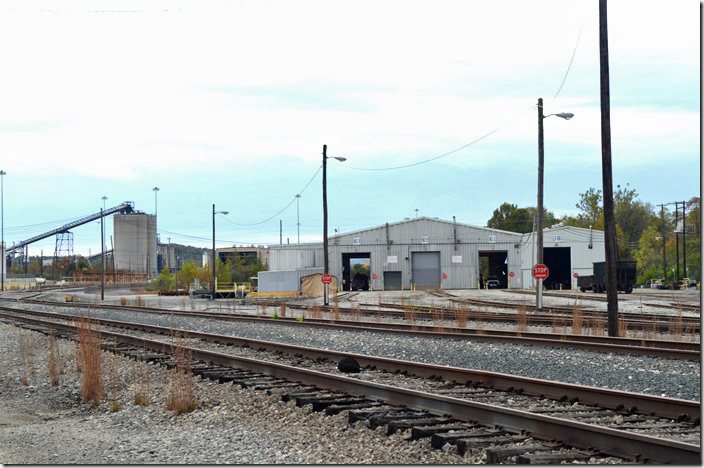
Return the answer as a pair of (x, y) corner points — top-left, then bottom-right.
(322, 144), (346, 306)
(536, 98), (573, 310)
(212, 204), (229, 300)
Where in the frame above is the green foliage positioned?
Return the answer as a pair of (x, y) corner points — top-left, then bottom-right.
(176, 261), (197, 289)
(351, 262), (370, 275)
(486, 203), (557, 233)
(216, 258), (231, 284)
(150, 267), (175, 292)
(223, 253), (267, 283)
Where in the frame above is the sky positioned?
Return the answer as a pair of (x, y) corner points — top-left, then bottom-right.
(0, 0), (700, 257)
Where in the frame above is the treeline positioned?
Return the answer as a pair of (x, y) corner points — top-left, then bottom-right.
(151, 256), (267, 292)
(487, 185), (700, 284)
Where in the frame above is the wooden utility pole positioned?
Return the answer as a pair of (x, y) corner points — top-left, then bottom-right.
(101, 208), (105, 301)
(599, 0), (619, 336)
(675, 202), (680, 282)
(659, 204), (666, 282)
(322, 144), (329, 305)
(536, 98), (545, 310)
(682, 200), (687, 279)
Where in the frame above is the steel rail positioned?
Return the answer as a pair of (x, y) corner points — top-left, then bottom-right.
(0, 307), (699, 423)
(0, 309), (698, 464)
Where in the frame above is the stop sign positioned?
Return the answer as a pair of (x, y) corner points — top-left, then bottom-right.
(442, 273), (447, 279)
(372, 273), (377, 280)
(509, 271), (515, 278)
(532, 264), (549, 280)
(573, 272), (579, 278)
(321, 274), (332, 284)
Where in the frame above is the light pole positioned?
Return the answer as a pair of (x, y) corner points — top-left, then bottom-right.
(0, 170), (5, 293)
(536, 97), (573, 310)
(322, 144), (346, 306)
(295, 194), (301, 244)
(212, 204), (229, 300)
(101, 195), (107, 299)
(153, 187), (159, 217)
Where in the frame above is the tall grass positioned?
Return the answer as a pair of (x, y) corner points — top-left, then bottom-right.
(19, 332), (34, 386)
(669, 303), (684, 340)
(165, 329), (197, 415)
(109, 340), (121, 412)
(132, 360), (151, 406)
(77, 313), (104, 405)
(456, 304), (469, 328)
(48, 334), (61, 386)
(431, 308), (445, 332)
(617, 314), (627, 337)
(516, 304), (528, 334)
(571, 300), (583, 335)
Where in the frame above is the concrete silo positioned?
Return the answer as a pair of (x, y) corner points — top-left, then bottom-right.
(114, 213), (157, 277)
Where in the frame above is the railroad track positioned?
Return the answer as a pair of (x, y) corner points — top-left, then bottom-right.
(502, 289), (701, 312)
(4, 301), (700, 360)
(0, 307), (699, 464)
(355, 301), (701, 334)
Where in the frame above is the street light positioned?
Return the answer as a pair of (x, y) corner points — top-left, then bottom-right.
(0, 170), (5, 293)
(322, 144), (346, 306)
(536, 97), (573, 310)
(153, 187), (159, 217)
(295, 194), (301, 244)
(212, 204), (229, 300)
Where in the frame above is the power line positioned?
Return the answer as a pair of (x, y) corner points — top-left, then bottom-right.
(221, 164), (322, 227)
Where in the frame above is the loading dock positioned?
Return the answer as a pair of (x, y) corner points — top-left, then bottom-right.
(342, 252), (371, 291)
(478, 250), (508, 288)
(543, 247), (571, 290)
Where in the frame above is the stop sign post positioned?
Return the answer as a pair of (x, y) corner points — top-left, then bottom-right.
(533, 264), (549, 310)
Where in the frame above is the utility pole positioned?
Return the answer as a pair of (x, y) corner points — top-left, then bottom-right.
(675, 201), (680, 283)
(682, 200), (687, 279)
(536, 97), (545, 311)
(599, 0), (619, 336)
(100, 207), (105, 301)
(659, 204), (666, 283)
(323, 144), (329, 306)
(295, 194), (301, 244)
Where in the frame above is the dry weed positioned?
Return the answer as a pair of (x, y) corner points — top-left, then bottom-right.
(617, 314), (627, 337)
(135, 295), (144, 307)
(279, 303), (287, 318)
(48, 334), (61, 386)
(165, 329), (197, 415)
(19, 332), (34, 386)
(456, 304), (469, 328)
(571, 301), (583, 335)
(132, 360), (151, 406)
(77, 314), (104, 405)
(119, 297), (127, 306)
(516, 304), (528, 334)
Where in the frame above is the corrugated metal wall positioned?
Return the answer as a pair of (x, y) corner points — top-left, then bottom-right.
(267, 218), (525, 291)
(520, 226), (605, 289)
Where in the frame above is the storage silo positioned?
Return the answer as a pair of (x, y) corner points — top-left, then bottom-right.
(114, 213), (157, 276)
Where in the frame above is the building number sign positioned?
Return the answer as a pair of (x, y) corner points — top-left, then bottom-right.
(420, 236), (430, 244)
(488, 235), (496, 243)
(553, 235), (562, 243)
(352, 237), (361, 245)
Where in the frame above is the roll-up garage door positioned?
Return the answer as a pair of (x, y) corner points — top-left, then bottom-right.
(412, 251), (441, 289)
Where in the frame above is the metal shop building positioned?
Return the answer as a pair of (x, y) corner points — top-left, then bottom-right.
(519, 225), (605, 291)
(258, 217), (607, 294)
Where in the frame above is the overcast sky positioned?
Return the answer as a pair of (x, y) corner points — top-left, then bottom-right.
(0, 0), (699, 257)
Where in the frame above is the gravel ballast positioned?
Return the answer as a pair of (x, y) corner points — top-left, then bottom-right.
(0, 289), (699, 464)
(0, 322), (468, 464)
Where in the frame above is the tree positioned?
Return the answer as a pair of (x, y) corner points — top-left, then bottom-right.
(574, 187), (603, 228)
(487, 203), (556, 233)
(176, 261), (197, 289)
(151, 267), (175, 292)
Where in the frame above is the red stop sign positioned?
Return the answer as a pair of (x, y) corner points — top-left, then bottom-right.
(573, 272), (579, 278)
(372, 274), (377, 280)
(509, 271), (515, 278)
(532, 264), (549, 280)
(321, 274), (332, 284)
(442, 273), (447, 279)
